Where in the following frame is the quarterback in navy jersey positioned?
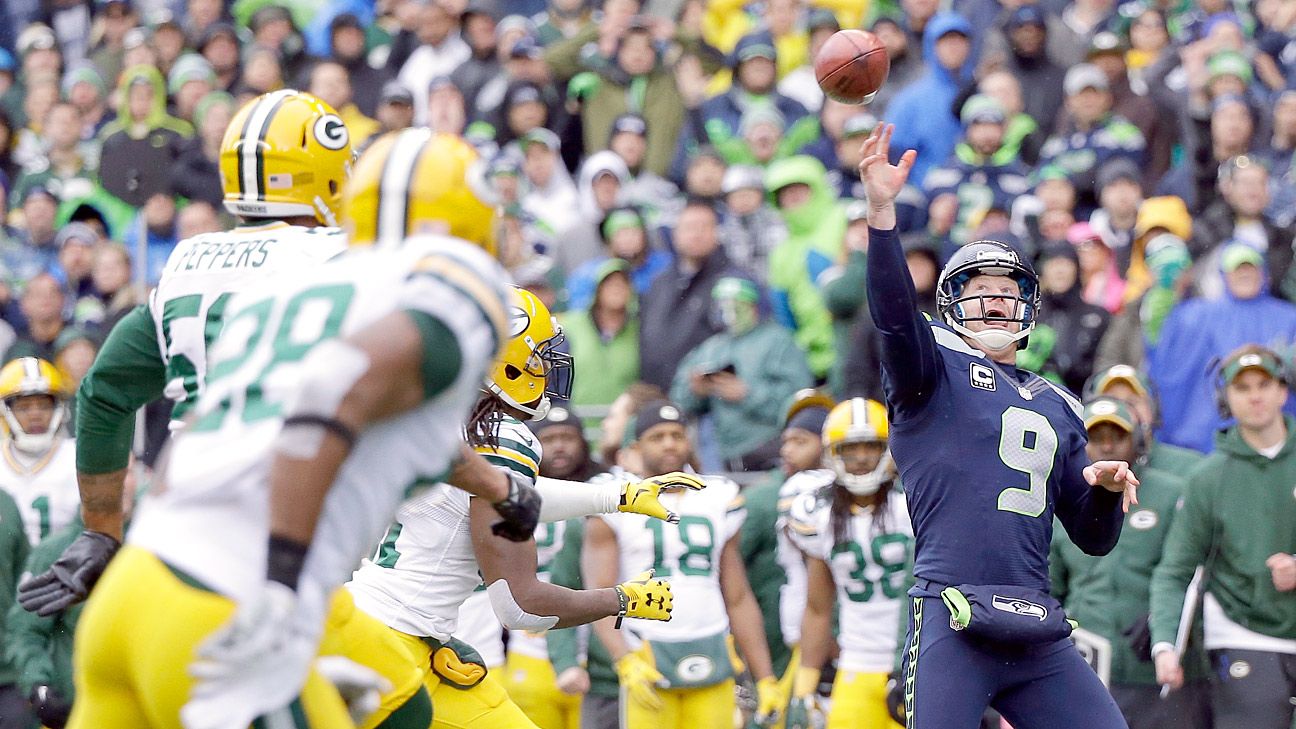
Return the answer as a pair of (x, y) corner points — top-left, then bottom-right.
(858, 124), (1140, 729)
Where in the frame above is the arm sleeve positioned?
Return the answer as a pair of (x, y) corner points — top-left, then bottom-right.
(75, 305), (167, 474)
(533, 477), (622, 522)
(545, 519), (585, 674)
(865, 225), (940, 415)
(1149, 476), (1214, 646)
(1053, 437), (1125, 557)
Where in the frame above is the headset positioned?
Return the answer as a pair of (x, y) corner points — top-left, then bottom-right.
(1211, 345), (1292, 419)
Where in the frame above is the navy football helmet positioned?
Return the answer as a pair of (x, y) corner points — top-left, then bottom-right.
(935, 240), (1041, 352)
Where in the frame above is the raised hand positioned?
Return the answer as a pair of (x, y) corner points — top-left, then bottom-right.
(1083, 460), (1141, 513)
(856, 123), (917, 229)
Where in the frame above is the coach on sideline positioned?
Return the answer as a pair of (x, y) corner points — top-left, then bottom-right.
(1149, 344), (1296, 729)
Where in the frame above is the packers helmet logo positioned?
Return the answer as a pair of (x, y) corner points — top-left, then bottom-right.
(676, 655), (715, 683)
(313, 114), (349, 151)
(1129, 509), (1158, 530)
(508, 306), (531, 339)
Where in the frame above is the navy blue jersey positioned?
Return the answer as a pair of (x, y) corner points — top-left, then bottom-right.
(865, 226), (1123, 593)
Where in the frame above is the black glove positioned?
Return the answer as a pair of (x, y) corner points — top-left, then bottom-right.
(17, 530), (120, 616)
(885, 672), (906, 725)
(1122, 612), (1153, 662)
(30, 685), (72, 729)
(490, 471), (542, 542)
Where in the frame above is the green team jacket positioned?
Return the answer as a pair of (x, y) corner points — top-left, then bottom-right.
(738, 471), (792, 676)
(1150, 420), (1296, 647)
(1050, 467), (1205, 685)
(1147, 440), (1204, 478)
(545, 518), (619, 699)
(0, 489), (29, 688)
(6, 517), (82, 699)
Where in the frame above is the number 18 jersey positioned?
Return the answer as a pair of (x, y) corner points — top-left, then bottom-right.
(148, 221), (346, 424)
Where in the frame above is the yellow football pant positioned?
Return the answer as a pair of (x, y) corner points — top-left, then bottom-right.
(502, 652), (581, 729)
(318, 589), (428, 729)
(826, 670), (901, 729)
(620, 679), (735, 729)
(68, 546), (351, 729)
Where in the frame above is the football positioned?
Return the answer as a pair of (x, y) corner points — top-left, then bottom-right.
(814, 29), (890, 105)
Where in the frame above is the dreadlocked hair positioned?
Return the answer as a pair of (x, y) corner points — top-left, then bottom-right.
(464, 392), (507, 450)
(830, 477), (897, 547)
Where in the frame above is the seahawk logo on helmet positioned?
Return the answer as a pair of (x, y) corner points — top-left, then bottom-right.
(936, 240), (1041, 352)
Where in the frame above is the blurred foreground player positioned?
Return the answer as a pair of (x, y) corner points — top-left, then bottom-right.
(859, 123), (1138, 729)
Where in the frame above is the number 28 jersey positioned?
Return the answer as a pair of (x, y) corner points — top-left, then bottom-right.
(148, 221), (346, 423)
(130, 237), (509, 620)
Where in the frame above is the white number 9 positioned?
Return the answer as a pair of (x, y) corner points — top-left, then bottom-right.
(997, 407), (1057, 518)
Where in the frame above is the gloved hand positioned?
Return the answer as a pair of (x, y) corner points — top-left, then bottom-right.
(785, 696), (825, 729)
(614, 570), (673, 622)
(491, 470), (542, 541)
(182, 582), (319, 729)
(752, 675), (782, 728)
(614, 650), (665, 711)
(885, 671), (907, 725)
(619, 472), (706, 523)
(17, 530), (120, 616)
(1122, 612), (1153, 662)
(30, 684), (72, 729)
(315, 655), (392, 724)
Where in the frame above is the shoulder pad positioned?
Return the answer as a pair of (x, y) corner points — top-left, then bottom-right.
(784, 488), (828, 537)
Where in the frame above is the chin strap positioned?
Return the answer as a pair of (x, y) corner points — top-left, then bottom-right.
(949, 320), (1034, 352)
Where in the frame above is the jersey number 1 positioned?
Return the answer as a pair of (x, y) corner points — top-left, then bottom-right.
(997, 407), (1057, 518)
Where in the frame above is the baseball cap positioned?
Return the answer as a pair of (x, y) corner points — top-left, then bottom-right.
(1207, 49), (1253, 84)
(1221, 348), (1286, 386)
(498, 15), (533, 38)
(960, 94), (1006, 126)
(633, 400), (686, 440)
(842, 112), (879, 139)
(611, 113), (648, 138)
(531, 405), (581, 435)
(56, 222), (98, 248)
(1221, 242), (1263, 273)
(509, 36), (542, 59)
(739, 105), (784, 135)
(807, 8), (840, 33)
(712, 276), (760, 304)
(1083, 397), (1137, 433)
(733, 32), (777, 65)
(783, 388), (835, 432)
(1096, 158), (1141, 189)
(1064, 63), (1109, 95)
(722, 165), (765, 194)
(520, 127), (560, 151)
(17, 25), (57, 56)
(1087, 31), (1126, 58)
(1089, 364), (1150, 399)
(168, 54), (215, 95)
(602, 207), (644, 238)
(1006, 4), (1046, 29)
(380, 80), (413, 105)
(329, 13), (363, 33)
(507, 83), (544, 107)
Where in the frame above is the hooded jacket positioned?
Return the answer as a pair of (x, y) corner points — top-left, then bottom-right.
(1149, 261), (1296, 453)
(553, 151), (631, 276)
(98, 65), (193, 141)
(1150, 419), (1296, 647)
(561, 260), (640, 409)
(579, 38), (685, 177)
(98, 66), (192, 207)
(766, 155), (846, 378)
(883, 13), (977, 185)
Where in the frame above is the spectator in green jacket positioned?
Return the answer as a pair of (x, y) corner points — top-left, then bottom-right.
(1051, 397), (1210, 729)
(765, 155), (846, 380)
(0, 489), (32, 728)
(671, 276), (814, 471)
(561, 259), (640, 419)
(1150, 344), (1296, 729)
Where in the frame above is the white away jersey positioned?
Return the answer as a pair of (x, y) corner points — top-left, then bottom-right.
(455, 589), (506, 667)
(775, 468), (833, 644)
(348, 418), (543, 641)
(130, 236), (510, 625)
(148, 222), (346, 423)
(508, 516), (570, 660)
(602, 475), (745, 644)
(0, 439), (79, 545)
(787, 486), (913, 672)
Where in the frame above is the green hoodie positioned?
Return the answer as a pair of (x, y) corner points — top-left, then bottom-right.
(0, 489), (28, 689)
(1150, 419), (1296, 647)
(560, 260), (640, 411)
(98, 65), (194, 141)
(765, 156), (846, 378)
(6, 517), (80, 700)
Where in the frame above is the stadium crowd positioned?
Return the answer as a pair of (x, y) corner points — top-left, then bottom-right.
(0, 0), (1291, 727)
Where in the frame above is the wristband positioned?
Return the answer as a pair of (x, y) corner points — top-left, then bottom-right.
(613, 584), (629, 629)
(266, 534), (310, 591)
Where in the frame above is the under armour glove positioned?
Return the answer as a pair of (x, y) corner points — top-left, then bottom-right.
(752, 675), (782, 728)
(613, 569), (673, 622)
(1122, 612), (1153, 662)
(17, 530), (120, 616)
(785, 696), (825, 729)
(885, 672), (906, 725)
(30, 685), (72, 729)
(491, 470), (542, 542)
(614, 651), (665, 711)
(619, 472), (707, 523)
(315, 655), (392, 724)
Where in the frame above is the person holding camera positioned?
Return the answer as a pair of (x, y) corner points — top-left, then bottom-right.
(1149, 344), (1296, 729)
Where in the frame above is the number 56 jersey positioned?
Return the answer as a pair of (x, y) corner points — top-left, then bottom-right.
(129, 236), (510, 619)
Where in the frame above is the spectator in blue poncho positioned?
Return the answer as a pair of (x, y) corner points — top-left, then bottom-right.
(1149, 243), (1296, 453)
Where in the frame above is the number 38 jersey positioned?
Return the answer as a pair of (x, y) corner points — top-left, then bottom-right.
(602, 476), (745, 644)
(148, 221), (346, 423)
(129, 237), (510, 622)
(347, 417), (543, 642)
(785, 471), (913, 673)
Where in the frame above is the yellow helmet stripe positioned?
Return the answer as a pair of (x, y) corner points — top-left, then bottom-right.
(238, 89), (295, 202)
(376, 128), (433, 247)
